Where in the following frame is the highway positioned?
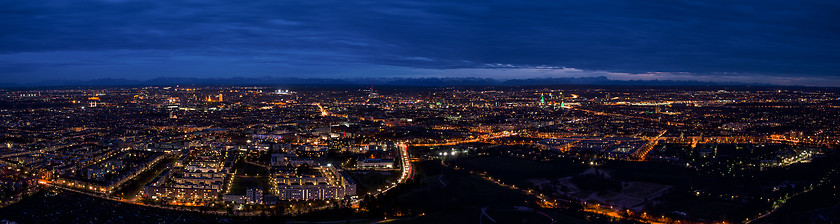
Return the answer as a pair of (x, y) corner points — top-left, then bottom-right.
(352, 143), (413, 206)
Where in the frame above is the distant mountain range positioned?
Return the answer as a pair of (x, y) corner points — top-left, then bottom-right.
(1, 76), (774, 88)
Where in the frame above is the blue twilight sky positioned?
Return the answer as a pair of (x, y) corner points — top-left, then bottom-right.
(1, 0), (840, 86)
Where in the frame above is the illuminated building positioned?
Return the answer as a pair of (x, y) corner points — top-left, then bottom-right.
(246, 187), (264, 204)
(274, 165), (356, 200)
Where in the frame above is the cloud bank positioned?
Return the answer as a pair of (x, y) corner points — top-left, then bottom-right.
(1, 0), (839, 86)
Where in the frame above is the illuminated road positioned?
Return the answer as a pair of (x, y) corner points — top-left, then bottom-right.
(410, 131), (516, 147)
(670, 135), (837, 148)
(314, 103), (329, 116)
(569, 107), (686, 127)
(352, 143), (412, 206)
(631, 130), (667, 161)
(396, 143), (413, 185)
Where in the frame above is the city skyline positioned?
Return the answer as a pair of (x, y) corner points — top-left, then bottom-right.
(2, 0), (840, 86)
(1, 85), (838, 223)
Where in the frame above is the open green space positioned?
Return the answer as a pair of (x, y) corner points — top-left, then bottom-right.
(364, 160), (591, 224)
(758, 164), (840, 223)
(348, 170), (397, 195)
(451, 156), (588, 187)
(229, 176), (270, 195)
(229, 160), (271, 195)
(232, 161), (269, 176)
(112, 156), (176, 199)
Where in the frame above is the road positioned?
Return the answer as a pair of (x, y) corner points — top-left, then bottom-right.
(631, 130), (667, 161)
(352, 143), (413, 206)
(410, 131), (516, 147)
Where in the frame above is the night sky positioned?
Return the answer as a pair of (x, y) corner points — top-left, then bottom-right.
(2, 0), (840, 86)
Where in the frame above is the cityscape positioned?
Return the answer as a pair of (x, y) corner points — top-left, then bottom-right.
(3, 0), (840, 223)
(0, 85), (838, 223)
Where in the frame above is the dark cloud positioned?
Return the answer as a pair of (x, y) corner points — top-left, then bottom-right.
(0, 0), (839, 84)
